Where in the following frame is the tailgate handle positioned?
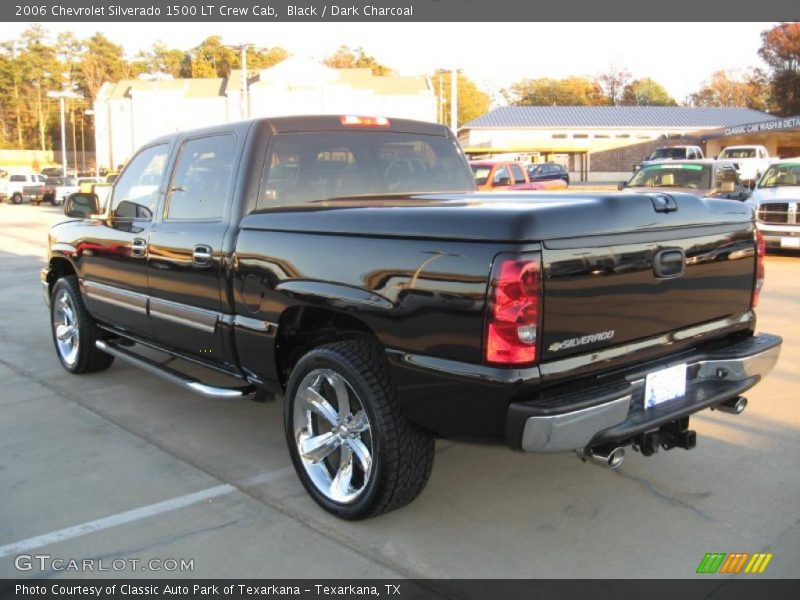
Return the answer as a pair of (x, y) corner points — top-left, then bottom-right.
(654, 249), (685, 278)
(650, 193), (678, 213)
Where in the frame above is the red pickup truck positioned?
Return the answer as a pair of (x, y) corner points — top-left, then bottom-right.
(470, 160), (567, 192)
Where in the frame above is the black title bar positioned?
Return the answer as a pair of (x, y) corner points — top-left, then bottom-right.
(3, 579), (800, 600)
(3, 0), (800, 22)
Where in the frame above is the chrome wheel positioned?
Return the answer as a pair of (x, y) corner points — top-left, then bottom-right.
(293, 368), (373, 504)
(53, 289), (80, 367)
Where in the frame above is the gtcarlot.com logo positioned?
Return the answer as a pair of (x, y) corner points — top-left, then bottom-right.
(696, 552), (773, 574)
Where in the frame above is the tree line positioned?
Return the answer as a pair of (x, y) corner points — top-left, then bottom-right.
(0, 23), (798, 154)
(505, 22), (800, 115)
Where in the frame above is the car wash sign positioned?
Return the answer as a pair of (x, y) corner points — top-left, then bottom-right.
(725, 116), (800, 137)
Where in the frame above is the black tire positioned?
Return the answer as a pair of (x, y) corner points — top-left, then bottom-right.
(284, 339), (435, 520)
(12, 193), (22, 205)
(50, 275), (115, 374)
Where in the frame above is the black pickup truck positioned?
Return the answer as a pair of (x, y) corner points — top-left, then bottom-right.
(43, 116), (781, 519)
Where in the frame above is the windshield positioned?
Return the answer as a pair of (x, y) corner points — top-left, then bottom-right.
(758, 163), (800, 188)
(471, 165), (492, 185)
(720, 148), (756, 159)
(647, 148), (686, 160)
(627, 163), (712, 189)
(257, 131), (475, 207)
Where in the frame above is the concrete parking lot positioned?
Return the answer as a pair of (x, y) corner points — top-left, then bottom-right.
(0, 202), (798, 580)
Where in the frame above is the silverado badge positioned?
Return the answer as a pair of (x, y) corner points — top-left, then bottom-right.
(549, 330), (615, 352)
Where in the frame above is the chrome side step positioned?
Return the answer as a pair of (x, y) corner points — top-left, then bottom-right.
(96, 339), (254, 399)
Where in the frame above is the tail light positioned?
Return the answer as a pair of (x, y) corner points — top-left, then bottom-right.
(752, 228), (765, 307)
(485, 253), (542, 366)
(339, 115), (390, 127)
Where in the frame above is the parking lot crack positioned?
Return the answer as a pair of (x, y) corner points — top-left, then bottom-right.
(613, 469), (761, 543)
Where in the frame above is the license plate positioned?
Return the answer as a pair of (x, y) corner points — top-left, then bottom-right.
(781, 237), (800, 249)
(644, 363), (687, 409)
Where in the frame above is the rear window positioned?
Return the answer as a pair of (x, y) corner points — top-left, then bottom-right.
(627, 163), (712, 189)
(257, 131), (473, 208)
(720, 148), (756, 159)
(648, 148), (687, 160)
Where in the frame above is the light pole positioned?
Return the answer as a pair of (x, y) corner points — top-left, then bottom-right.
(82, 109), (94, 174)
(241, 43), (250, 119)
(48, 89), (81, 177)
(450, 68), (458, 133)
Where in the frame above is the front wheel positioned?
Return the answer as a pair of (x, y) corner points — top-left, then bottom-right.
(11, 193), (22, 205)
(50, 276), (115, 374)
(284, 339), (435, 519)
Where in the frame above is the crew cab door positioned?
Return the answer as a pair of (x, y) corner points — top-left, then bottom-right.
(146, 133), (240, 364)
(79, 143), (171, 339)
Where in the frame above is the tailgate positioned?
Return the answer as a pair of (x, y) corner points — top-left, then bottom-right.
(540, 195), (756, 364)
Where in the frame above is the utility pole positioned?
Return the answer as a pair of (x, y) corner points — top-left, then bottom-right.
(58, 95), (66, 175)
(241, 43), (250, 119)
(48, 89), (81, 176)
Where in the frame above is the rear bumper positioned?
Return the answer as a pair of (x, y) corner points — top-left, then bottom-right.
(509, 333), (781, 452)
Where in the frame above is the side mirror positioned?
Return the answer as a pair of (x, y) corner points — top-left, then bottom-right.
(749, 180), (757, 190)
(617, 182), (626, 190)
(64, 193), (100, 218)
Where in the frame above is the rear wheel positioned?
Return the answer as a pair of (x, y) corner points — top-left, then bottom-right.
(50, 276), (114, 374)
(284, 339), (435, 519)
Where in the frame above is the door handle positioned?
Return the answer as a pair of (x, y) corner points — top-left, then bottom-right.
(192, 245), (213, 266)
(131, 238), (147, 258)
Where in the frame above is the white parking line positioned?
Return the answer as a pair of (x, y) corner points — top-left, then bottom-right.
(0, 466), (296, 558)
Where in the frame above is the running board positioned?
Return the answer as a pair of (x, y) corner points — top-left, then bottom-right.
(96, 339), (254, 399)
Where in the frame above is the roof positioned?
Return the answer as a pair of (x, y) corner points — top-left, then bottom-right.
(464, 106), (776, 129)
(103, 78), (226, 100)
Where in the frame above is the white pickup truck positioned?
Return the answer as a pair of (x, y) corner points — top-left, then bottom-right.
(0, 172), (48, 204)
(718, 145), (772, 183)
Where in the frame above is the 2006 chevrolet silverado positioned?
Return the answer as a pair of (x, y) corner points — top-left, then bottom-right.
(43, 116), (782, 519)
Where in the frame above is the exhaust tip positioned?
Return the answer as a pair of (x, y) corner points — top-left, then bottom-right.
(606, 447), (625, 469)
(582, 446), (625, 469)
(716, 396), (748, 415)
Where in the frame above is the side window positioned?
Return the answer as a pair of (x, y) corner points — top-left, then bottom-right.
(110, 144), (169, 220)
(715, 166), (738, 186)
(510, 164), (526, 184)
(165, 135), (236, 221)
(492, 166), (510, 185)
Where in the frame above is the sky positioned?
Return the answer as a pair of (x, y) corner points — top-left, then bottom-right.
(5, 22), (775, 104)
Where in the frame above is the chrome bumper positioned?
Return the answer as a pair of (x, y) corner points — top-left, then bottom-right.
(520, 335), (781, 452)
